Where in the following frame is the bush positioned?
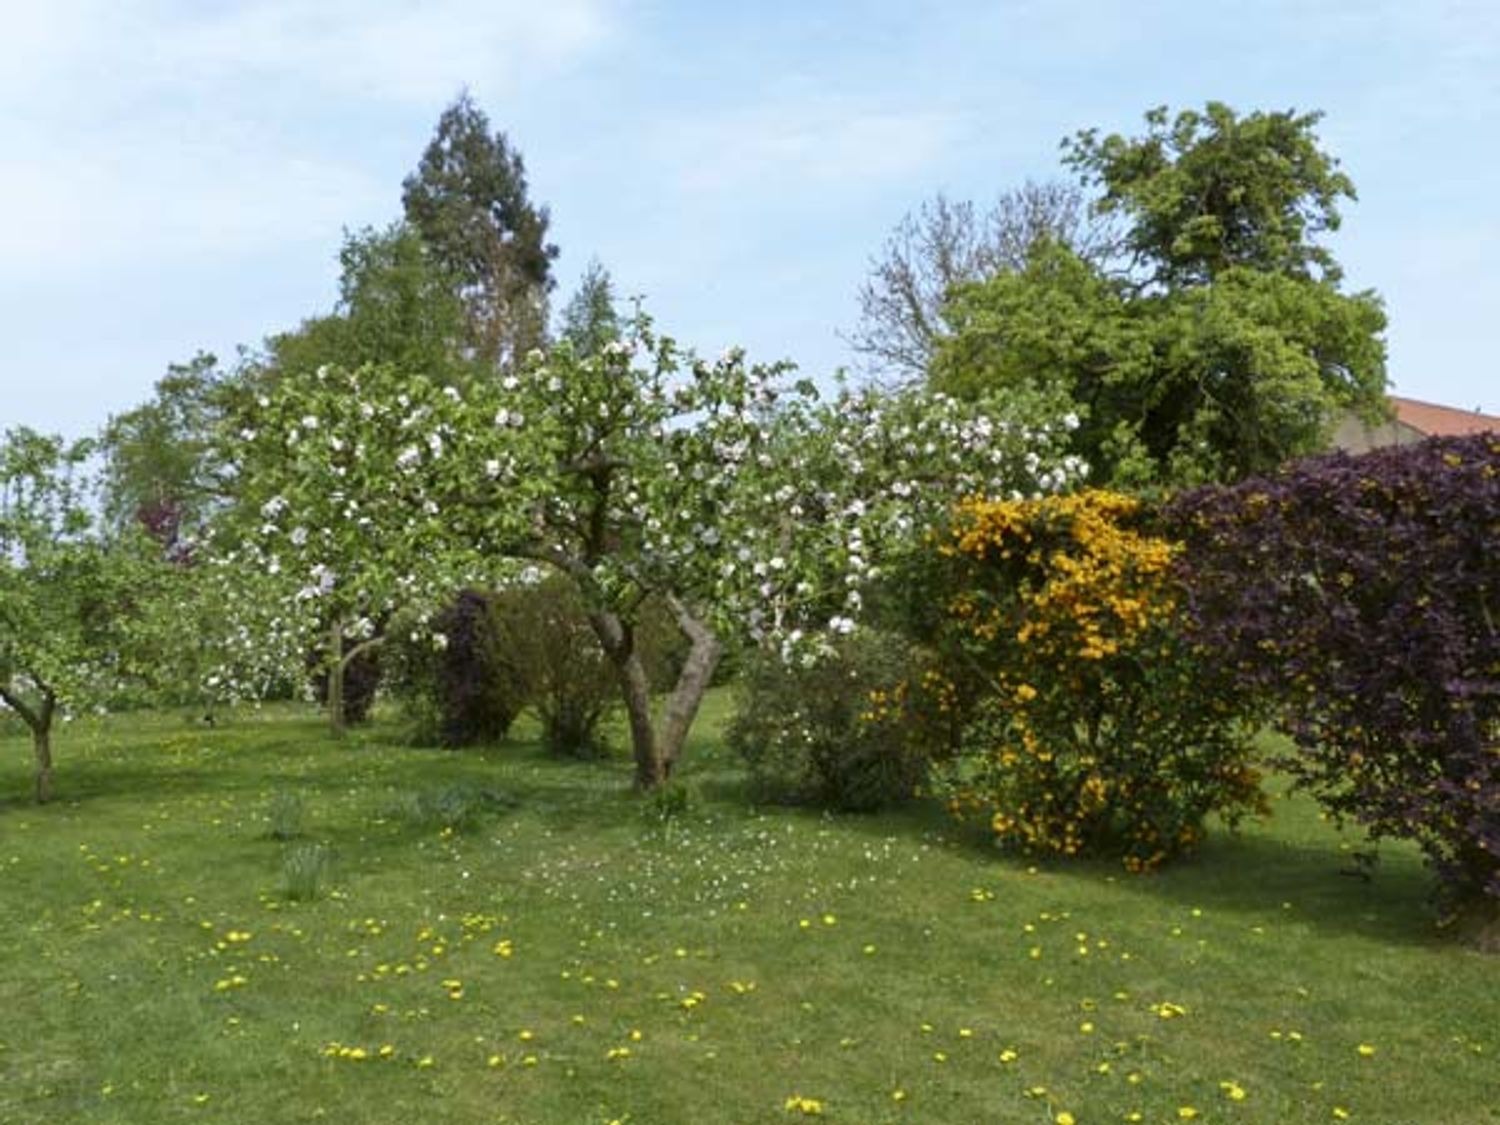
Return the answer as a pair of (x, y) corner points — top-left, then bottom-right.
(927, 490), (1264, 870)
(727, 631), (932, 812)
(1170, 434), (1500, 919)
(386, 591), (526, 747)
(281, 843), (332, 902)
(497, 577), (618, 758)
(265, 792), (305, 841)
(389, 782), (518, 833)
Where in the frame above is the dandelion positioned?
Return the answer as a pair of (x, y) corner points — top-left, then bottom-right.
(1220, 1080), (1247, 1101)
(783, 1095), (825, 1115)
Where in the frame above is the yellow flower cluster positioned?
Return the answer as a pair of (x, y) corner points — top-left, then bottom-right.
(947, 490), (1176, 664)
(932, 490), (1261, 870)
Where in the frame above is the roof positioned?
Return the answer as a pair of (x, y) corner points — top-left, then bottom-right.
(1390, 395), (1500, 437)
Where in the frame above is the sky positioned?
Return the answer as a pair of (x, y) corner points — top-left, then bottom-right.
(2, 0), (1497, 440)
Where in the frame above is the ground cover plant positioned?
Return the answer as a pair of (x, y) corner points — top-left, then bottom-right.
(2, 700), (1495, 1124)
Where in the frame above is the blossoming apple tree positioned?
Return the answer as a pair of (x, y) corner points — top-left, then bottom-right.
(211, 364), (521, 735)
(213, 316), (1085, 780)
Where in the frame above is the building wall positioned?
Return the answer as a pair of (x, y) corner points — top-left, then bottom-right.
(1329, 414), (1426, 455)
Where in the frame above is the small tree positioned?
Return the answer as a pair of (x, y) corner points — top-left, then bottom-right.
(852, 183), (1118, 383)
(211, 315), (1083, 780)
(99, 352), (230, 552)
(442, 317), (1085, 786)
(0, 429), (159, 801)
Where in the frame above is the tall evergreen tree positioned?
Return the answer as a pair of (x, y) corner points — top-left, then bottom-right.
(402, 91), (558, 369)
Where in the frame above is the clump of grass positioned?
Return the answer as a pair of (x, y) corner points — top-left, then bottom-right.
(281, 842), (332, 901)
(265, 791), (305, 840)
(389, 782), (517, 833)
(641, 780), (694, 841)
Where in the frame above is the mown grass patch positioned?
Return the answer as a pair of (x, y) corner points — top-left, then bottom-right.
(0, 699), (1493, 1123)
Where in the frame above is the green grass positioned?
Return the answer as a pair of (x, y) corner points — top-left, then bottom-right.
(0, 698), (1494, 1124)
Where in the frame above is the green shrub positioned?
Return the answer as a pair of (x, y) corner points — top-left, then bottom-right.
(498, 577), (618, 758)
(385, 591), (526, 747)
(727, 631), (930, 812)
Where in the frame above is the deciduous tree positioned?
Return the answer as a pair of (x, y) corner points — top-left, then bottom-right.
(1, 429), (160, 801)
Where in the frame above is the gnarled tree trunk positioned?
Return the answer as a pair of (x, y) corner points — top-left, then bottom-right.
(588, 597), (721, 789)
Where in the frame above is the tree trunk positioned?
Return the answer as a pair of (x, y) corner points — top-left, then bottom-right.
(2, 684), (55, 804)
(326, 619), (346, 739)
(587, 599), (722, 789)
(588, 608), (664, 787)
(33, 724), (54, 804)
(656, 596), (722, 777)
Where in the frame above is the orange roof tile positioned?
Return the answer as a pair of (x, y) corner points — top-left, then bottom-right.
(1390, 395), (1500, 437)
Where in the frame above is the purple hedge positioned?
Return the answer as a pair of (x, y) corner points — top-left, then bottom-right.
(1168, 433), (1500, 918)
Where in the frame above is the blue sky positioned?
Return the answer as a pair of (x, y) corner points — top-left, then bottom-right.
(3, 0), (1497, 440)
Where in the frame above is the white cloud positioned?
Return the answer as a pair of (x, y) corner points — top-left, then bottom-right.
(150, 0), (614, 106)
(0, 1), (617, 279)
(1, 0), (616, 108)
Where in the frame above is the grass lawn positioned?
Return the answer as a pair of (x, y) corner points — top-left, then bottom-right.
(1, 694), (1494, 1124)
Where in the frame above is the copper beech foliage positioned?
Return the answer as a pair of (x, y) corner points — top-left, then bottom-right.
(1170, 433), (1500, 910)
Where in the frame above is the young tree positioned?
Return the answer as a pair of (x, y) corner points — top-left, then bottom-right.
(213, 364), (496, 736)
(402, 92), (559, 369)
(558, 259), (622, 359)
(0, 429), (159, 801)
(440, 319), (1084, 786)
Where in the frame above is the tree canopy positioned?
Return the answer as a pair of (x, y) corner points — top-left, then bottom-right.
(1063, 102), (1356, 286)
(932, 101), (1387, 485)
(2, 428), (162, 800)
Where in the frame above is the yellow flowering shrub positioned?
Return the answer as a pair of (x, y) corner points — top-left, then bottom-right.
(928, 490), (1265, 870)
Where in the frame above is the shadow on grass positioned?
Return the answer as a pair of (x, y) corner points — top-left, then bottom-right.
(791, 787), (1446, 949)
